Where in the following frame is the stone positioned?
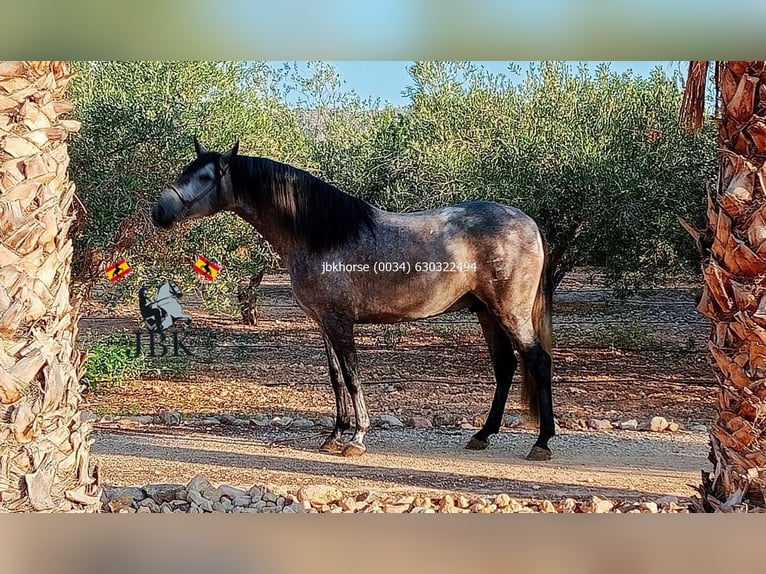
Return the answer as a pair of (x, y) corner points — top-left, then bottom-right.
(219, 415), (238, 425)
(432, 413), (459, 427)
(560, 498), (577, 513)
(232, 495), (252, 507)
(186, 490), (206, 507)
(297, 485), (342, 505)
(457, 495), (470, 509)
(79, 410), (98, 423)
(318, 416), (335, 429)
(619, 419), (639, 431)
(649, 416), (669, 432)
(137, 506), (152, 513)
(410, 416), (433, 429)
(503, 415), (522, 428)
(272, 416), (293, 427)
(439, 495), (455, 510)
(212, 501), (226, 512)
(588, 418), (612, 431)
(339, 497), (357, 512)
(202, 417), (221, 426)
(591, 496), (614, 513)
(639, 501), (659, 513)
(220, 498), (234, 512)
(187, 474), (214, 495)
(395, 495), (415, 506)
(160, 503), (173, 513)
(263, 491), (278, 503)
(384, 503), (411, 513)
(233, 418), (249, 426)
(215, 485), (247, 500)
(472, 414), (488, 428)
(138, 498), (160, 512)
(690, 424), (708, 432)
(248, 486), (264, 501)
(159, 410), (181, 426)
(292, 418), (315, 429)
(540, 500), (557, 513)
(495, 493), (511, 508)
(144, 483), (185, 504)
(667, 422), (681, 432)
(103, 486), (145, 504)
(377, 414), (404, 427)
(249, 418), (271, 427)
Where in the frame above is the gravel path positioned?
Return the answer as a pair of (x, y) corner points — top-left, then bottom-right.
(93, 424), (709, 501)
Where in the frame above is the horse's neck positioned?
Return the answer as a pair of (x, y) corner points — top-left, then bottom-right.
(233, 203), (299, 262)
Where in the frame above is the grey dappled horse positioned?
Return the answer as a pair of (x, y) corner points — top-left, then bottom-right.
(152, 140), (555, 461)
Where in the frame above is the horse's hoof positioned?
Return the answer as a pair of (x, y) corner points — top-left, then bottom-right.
(465, 436), (489, 450)
(341, 442), (366, 457)
(319, 438), (344, 454)
(526, 446), (552, 461)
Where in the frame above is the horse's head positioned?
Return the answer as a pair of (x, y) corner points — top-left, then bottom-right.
(152, 138), (239, 229)
(166, 280), (182, 298)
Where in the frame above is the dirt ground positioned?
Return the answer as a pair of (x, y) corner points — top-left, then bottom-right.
(79, 271), (717, 501)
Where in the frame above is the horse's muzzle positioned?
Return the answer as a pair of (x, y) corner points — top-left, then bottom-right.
(151, 198), (174, 228)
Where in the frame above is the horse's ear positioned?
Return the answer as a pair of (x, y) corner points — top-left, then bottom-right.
(194, 136), (207, 157)
(220, 140), (239, 173)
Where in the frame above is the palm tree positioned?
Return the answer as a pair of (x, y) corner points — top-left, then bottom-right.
(0, 61), (100, 511)
(681, 61), (766, 511)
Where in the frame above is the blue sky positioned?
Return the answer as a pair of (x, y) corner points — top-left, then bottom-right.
(274, 61), (685, 107)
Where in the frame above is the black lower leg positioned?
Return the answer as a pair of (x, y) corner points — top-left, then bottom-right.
(525, 343), (554, 459)
(319, 335), (350, 453)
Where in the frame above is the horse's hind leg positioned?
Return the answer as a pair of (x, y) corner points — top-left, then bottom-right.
(322, 317), (369, 457)
(319, 334), (351, 453)
(466, 306), (518, 450)
(520, 341), (554, 460)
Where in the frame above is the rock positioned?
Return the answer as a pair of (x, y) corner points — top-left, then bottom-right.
(297, 485), (342, 505)
(540, 500), (557, 513)
(215, 485), (247, 500)
(639, 501), (658, 513)
(439, 495), (455, 510)
(263, 491), (278, 503)
(79, 410), (98, 423)
(248, 486), (264, 501)
(186, 474), (214, 495)
(410, 416), (433, 429)
(690, 424), (708, 432)
(291, 418), (315, 429)
(103, 486), (145, 504)
(495, 493), (511, 508)
(432, 413), (459, 427)
(619, 419), (639, 431)
(272, 416), (293, 427)
(667, 422), (681, 432)
(591, 496), (614, 513)
(457, 495), (470, 509)
(396, 495), (415, 506)
(232, 495), (252, 507)
(219, 415), (238, 425)
(317, 416), (335, 429)
(503, 415), (522, 428)
(339, 497), (357, 512)
(144, 483), (184, 504)
(249, 418), (270, 427)
(588, 418), (612, 431)
(138, 498), (160, 512)
(201, 417), (221, 426)
(220, 498), (233, 512)
(212, 501), (226, 513)
(459, 422), (475, 430)
(649, 416), (669, 432)
(384, 503), (411, 513)
(159, 410), (181, 426)
(655, 495), (679, 505)
(232, 418), (249, 427)
(472, 414), (488, 428)
(560, 498), (578, 513)
(377, 414), (404, 427)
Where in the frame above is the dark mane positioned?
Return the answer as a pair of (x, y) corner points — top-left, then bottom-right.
(230, 155), (375, 253)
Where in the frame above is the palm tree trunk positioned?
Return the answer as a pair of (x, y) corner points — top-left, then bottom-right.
(683, 61), (766, 510)
(0, 61), (100, 511)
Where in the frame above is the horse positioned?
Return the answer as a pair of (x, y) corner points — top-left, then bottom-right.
(152, 139), (555, 461)
(139, 280), (192, 332)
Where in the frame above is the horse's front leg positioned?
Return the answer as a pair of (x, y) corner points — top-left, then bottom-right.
(318, 333), (351, 454)
(323, 317), (369, 457)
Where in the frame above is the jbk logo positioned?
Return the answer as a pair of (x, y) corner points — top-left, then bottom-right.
(130, 280), (194, 357)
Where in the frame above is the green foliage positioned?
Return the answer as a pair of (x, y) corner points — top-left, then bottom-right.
(82, 333), (145, 388)
(82, 332), (192, 389)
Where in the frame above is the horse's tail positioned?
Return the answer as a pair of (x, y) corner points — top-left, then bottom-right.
(520, 233), (553, 421)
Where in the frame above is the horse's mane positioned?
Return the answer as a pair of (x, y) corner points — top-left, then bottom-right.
(230, 155), (375, 253)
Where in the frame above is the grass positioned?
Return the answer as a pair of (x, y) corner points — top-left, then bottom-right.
(82, 331), (192, 389)
(592, 322), (663, 352)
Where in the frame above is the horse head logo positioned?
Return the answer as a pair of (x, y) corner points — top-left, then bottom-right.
(138, 280), (192, 332)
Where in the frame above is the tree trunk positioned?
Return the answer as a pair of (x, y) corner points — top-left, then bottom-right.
(0, 61), (100, 511)
(685, 61), (766, 511)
